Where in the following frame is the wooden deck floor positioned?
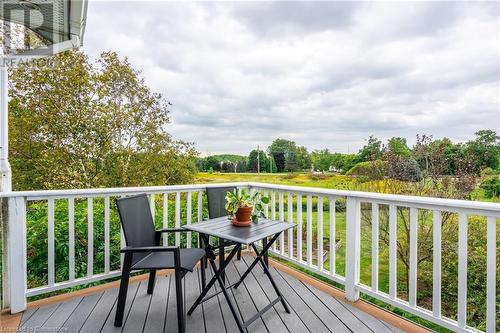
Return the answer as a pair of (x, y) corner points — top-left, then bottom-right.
(19, 255), (407, 333)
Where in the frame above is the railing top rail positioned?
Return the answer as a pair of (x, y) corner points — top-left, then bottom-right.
(248, 182), (500, 214)
(0, 182), (249, 199)
(1, 181), (500, 214)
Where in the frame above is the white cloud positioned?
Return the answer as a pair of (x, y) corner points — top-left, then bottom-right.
(83, 1), (500, 155)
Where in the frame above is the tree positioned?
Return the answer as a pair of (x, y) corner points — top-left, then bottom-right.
(247, 149), (270, 172)
(296, 146), (311, 170)
(466, 130), (500, 171)
(284, 149), (298, 172)
(357, 135), (383, 162)
(9, 51), (197, 190)
(311, 149), (333, 171)
(386, 137), (411, 157)
(268, 138), (296, 172)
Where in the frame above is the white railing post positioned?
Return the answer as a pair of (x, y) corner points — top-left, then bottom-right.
(486, 216), (496, 333)
(7, 196), (27, 313)
(345, 197), (360, 302)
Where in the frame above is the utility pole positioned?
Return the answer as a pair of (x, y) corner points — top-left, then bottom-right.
(257, 145), (260, 174)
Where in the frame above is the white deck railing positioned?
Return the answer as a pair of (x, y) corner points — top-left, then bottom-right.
(1, 182), (497, 333)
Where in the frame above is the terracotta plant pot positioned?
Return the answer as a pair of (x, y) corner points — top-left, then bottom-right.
(233, 206), (253, 227)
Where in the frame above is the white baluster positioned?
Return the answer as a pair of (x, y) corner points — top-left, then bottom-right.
(87, 198), (93, 277)
(297, 194), (303, 262)
(329, 197), (336, 277)
(371, 203), (378, 292)
(150, 194), (155, 223)
(432, 210), (442, 318)
(287, 192), (293, 258)
(68, 197), (75, 281)
(457, 212), (468, 328)
(104, 196), (110, 274)
(409, 207), (418, 307)
(279, 192), (284, 255)
(306, 195), (313, 266)
(389, 205), (397, 300)
(175, 192), (181, 246)
(486, 216), (496, 333)
(163, 193), (169, 245)
(317, 197), (324, 270)
(48, 199), (55, 286)
(187, 192), (192, 248)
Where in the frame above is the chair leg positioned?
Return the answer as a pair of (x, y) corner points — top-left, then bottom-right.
(174, 268), (185, 333)
(114, 254), (132, 327)
(147, 269), (156, 294)
(237, 247), (242, 260)
(200, 258), (206, 290)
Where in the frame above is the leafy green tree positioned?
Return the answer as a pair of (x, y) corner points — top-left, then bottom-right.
(247, 149), (270, 172)
(9, 51), (197, 190)
(296, 146), (311, 170)
(356, 135), (383, 162)
(284, 149), (298, 172)
(311, 149), (334, 171)
(268, 138), (296, 172)
(466, 130), (500, 171)
(386, 137), (411, 157)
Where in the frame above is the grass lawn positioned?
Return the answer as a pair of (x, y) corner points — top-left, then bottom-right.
(195, 171), (357, 190)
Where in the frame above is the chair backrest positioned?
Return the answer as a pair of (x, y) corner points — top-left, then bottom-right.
(206, 186), (237, 219)
(116, 194), (157, 250)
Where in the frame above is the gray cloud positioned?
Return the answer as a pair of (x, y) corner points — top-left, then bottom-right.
(83, 1), (500, 155)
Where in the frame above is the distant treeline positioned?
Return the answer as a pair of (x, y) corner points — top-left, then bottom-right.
(197, 131), (500, 179)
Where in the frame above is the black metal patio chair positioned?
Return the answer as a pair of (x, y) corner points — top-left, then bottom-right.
(114, 194), (205, 332)
(204, 187), (242, 281)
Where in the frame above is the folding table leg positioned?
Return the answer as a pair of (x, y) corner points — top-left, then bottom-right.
(234, 233), (291, 314)
(253, 243), (291, 313)
(234, 233), (280, 289)
(219, 237), (226, 284)
(187, 237), (241, 316)
(262, 238), (269, 267)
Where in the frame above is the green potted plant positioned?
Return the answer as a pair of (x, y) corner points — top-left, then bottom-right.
(225, 189), (270, 226)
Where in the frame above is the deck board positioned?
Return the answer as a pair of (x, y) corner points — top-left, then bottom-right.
(240, 256), (309, 332)
(276, 268), (352, 333)
(20, 254), (406, 333)
(232, 257), (289, 332)
(80, 288), (118, 333)
(143, 275), (169, 332)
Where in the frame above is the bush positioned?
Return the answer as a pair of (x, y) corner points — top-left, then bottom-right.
(480, 167), (497, 178)
(282, 173), (298, 180)
(387, 156), (423, 182)
(346, 160), (387, 181)
(480, 176), (500, 198)
(309, 172), (328, 181)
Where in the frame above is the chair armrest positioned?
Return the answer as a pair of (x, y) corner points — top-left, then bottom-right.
(120, 246), (179, 253)
(155, 228), (185, 234)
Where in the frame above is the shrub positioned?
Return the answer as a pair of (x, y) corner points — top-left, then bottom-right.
(309, 173), (328, 181)
(480, 176), (500, 198)
(346, 160), (387, 181)
(480, 167), (497, 178)
(386, 156), (423, 182)
(282, 173), (298, 180)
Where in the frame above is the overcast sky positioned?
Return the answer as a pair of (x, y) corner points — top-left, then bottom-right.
(83, 1), (500, 155)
